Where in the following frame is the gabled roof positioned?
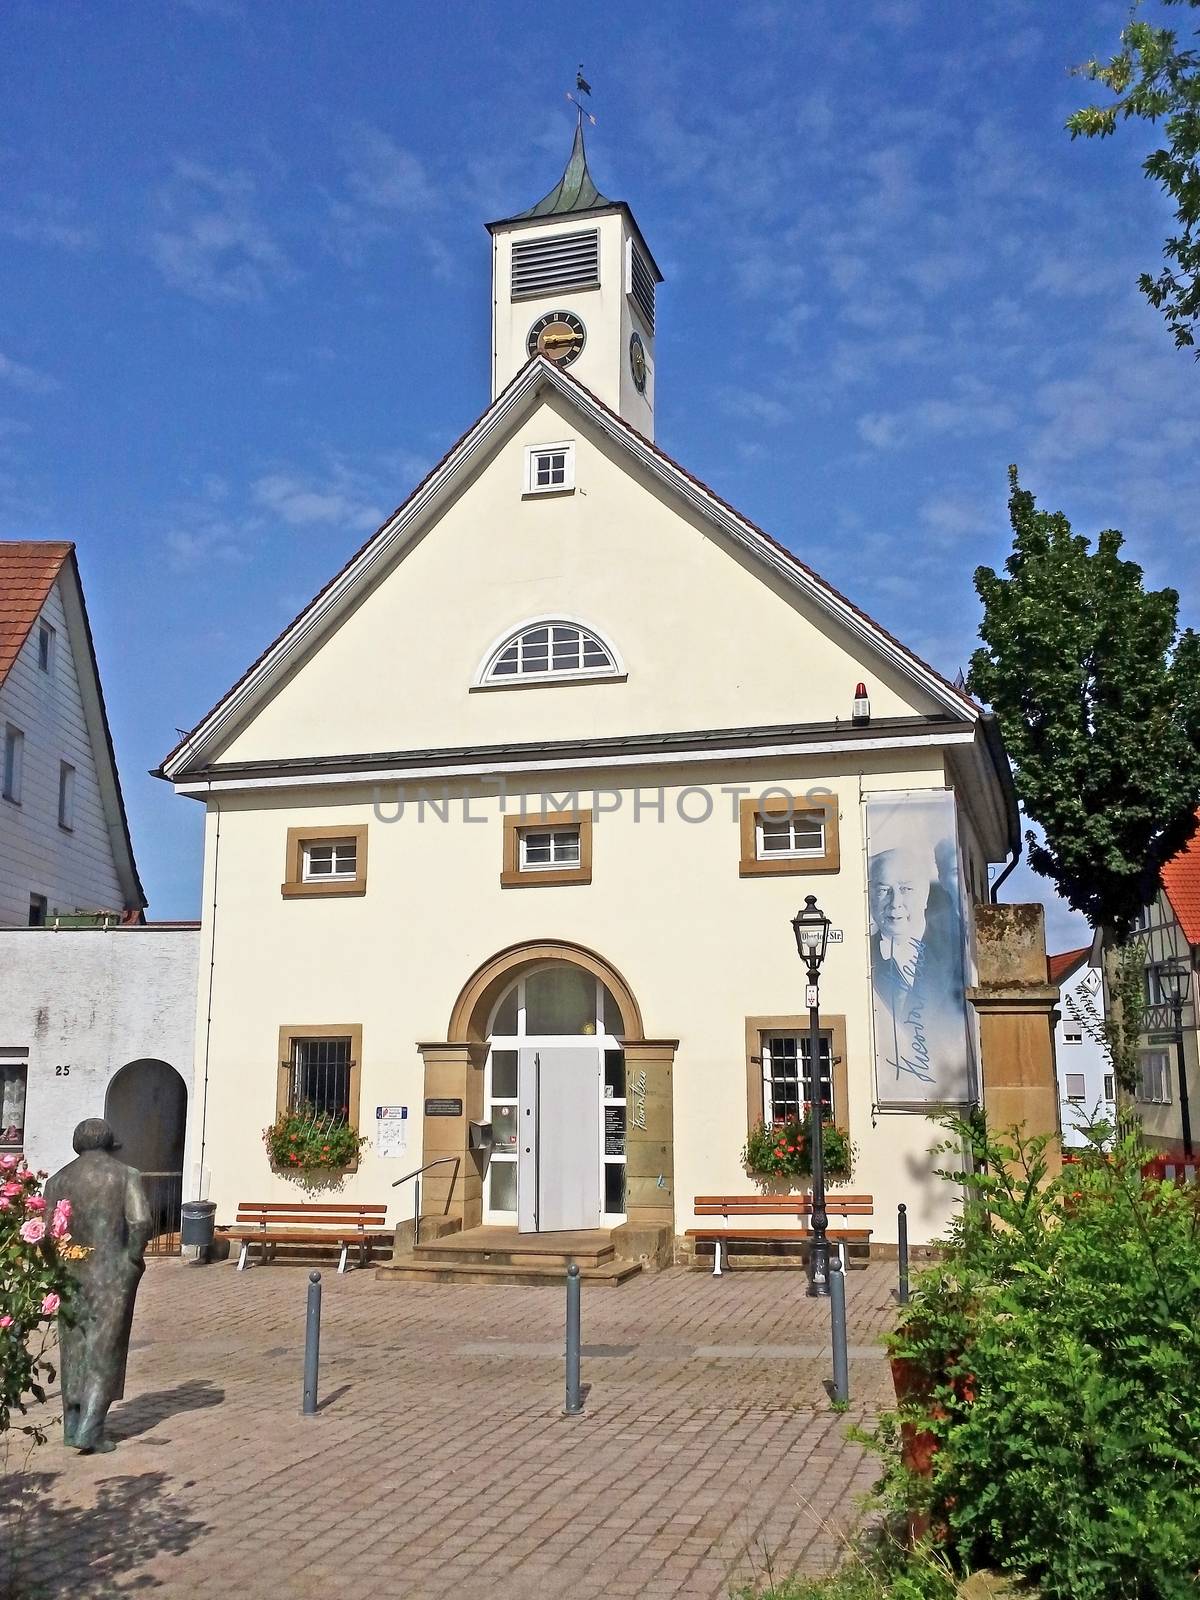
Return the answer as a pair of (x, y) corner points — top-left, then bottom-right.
(0, 541), (71, 688)
(1049, 946), (1091, 986)
(1163, 823), (1200, 946)
(157, 356), (996, 804)
(0, 541), (146, 914)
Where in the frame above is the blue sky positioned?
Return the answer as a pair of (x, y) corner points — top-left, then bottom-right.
(3, 1), (1196, 946)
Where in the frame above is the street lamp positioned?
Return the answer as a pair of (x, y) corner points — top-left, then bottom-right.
(791, 894), (832, 1298)
(1157, 962), (1194, 1159)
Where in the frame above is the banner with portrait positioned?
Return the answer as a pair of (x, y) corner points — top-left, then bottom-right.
(865, 791), (976, 1108)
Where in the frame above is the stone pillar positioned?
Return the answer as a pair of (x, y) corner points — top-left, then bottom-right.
(966, 903), (1063, 1177)
(620, 1040), (677, 1229)
(415, 1042), (485, 1231)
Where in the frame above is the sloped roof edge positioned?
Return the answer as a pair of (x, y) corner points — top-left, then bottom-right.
(157, 356), (979, 783)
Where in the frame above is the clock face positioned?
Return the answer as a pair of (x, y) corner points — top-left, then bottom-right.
(527, 310), (586, 367)
(629, 331), (648, 394)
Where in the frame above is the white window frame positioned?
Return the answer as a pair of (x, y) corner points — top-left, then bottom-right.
(518, 825), (582, 873)
(755, 811), (826, 861)
(0, 1048), (29, 1150)
(37, 622), (55, 675)
(58, 762), (75, 831)
(762, 1032), (834, 1124)
(1136, 1049), (1172, 1105)
(473, 615), (625, 689)
(1064, 1073), (1087, 1102)
(1062, 1026), (1083, 1045)
(1103, 1073), (1115, 1101)
(523, 441), (575, 495)
(2, 726), (23, 804)
(301, 837), (358, 883)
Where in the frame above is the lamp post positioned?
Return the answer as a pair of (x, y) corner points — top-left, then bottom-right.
(791, 894), (832, 1298)
(1158, 962), (1194, 1159)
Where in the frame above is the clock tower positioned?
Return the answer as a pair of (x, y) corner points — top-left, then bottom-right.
(487, 121), (662, 439)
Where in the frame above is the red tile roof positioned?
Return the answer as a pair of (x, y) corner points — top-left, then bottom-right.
(1048, 945), (1091, 986)
(0, 541), (72, 689)
(1163, 828), (1200, 945)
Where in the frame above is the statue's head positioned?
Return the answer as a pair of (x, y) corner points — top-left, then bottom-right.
(73, 1117), (118, 1154)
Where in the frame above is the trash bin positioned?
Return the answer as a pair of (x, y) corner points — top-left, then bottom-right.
(180, 1199), (217, 1249)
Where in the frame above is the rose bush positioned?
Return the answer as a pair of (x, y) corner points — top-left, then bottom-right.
(0, 1153), (73, 1439)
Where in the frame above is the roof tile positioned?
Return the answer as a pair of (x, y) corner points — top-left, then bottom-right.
(1163, 824), (1200, 945)
(0, 541), (72, 689)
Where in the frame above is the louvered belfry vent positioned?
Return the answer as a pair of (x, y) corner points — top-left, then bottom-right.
(629, 241), (656, 332)
(511, 229), (600, 299)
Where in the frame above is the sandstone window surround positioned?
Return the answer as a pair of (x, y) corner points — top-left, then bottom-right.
(744, 1014), (850, 1135)
(738, 794), (840, 877)
(281, 824), (368, 899)
(501, 809), (593, 888)
(276, 1024), (363, 1132)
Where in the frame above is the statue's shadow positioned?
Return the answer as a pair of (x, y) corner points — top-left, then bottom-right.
(0, 1469), (205, 1595)
(110, 1378), (226, 1441)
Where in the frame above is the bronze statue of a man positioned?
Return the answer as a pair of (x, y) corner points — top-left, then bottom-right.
(44, 1118), (152, 1453)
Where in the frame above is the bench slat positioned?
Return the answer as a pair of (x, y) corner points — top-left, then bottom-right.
(233, 1203), (387, 1216)
(222, 1227), (392, 1243)
(686, 1227), (872, 1241)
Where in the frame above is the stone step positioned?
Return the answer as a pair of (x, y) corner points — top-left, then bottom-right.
(411, 1241), (616, 1270)
(376, 1256), (642, 1288)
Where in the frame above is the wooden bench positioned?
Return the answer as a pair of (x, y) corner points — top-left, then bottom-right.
(220, 1202), (391, 1274)
(687, 1193), (874, 1274)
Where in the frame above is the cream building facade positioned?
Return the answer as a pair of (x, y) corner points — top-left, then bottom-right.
(160, 130), (1018, 1252)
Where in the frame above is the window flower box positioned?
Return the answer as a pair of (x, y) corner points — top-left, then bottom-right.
(742, 1117), (854, 1183)
(263, 1106), (365, 1176)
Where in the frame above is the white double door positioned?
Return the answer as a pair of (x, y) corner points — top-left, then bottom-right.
(517, 1046), (602, 1233)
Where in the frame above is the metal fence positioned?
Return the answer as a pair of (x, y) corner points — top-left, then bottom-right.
(141, 1170), (183, 1257)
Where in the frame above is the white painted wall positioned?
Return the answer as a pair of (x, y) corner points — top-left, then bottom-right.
(0, 576), (126, 926)
(0, 925), (199, 1178)
(1055, 960), (1114, 1147)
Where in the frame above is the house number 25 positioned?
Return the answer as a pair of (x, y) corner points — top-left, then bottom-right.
(55, 1065), (70, 1077)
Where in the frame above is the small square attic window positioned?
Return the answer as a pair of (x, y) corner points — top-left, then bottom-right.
(524, 442), (575, 495)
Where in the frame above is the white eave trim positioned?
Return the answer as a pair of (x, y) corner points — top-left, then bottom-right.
(161, 359), (975, 780)
(171, 727), (977, 796)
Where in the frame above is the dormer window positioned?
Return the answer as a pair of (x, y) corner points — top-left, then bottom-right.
(475, 619), (623, 689)
(524, 441), (575, 495)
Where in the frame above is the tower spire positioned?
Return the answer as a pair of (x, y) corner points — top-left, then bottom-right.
(511, 117), (610, 222)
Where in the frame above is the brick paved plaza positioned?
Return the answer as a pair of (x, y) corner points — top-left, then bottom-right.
(4, 1258), (899, 1600)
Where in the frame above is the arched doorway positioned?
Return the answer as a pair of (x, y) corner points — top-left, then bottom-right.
(423, 940), (674, 1238)
(482, 963), (628, 1230)
(105, 1059), (188, 1254)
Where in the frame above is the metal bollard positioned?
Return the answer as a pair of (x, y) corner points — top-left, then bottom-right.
(897, 1202), (910, 1304)
(302, 1270), (322, 1416)
(563, 1262), (583, 1415)
(829, 1254), (849, 1405)
(712, 1237), (723, 1277)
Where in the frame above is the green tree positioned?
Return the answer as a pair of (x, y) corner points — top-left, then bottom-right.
(968, 468), (1200, 1084)
(1068, 0), (1200, 352)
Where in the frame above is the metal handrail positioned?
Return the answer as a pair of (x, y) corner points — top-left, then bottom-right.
(391, 1155), (460, 1247)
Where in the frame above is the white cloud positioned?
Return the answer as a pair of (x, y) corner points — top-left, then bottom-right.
(150, 160), (292, 304)
(716, 386), (790, 427)
(0, 351), (58, 395)
(340, 124), (434, 213)
(0, 209), (97, 252)
(252, 467), (384, 531)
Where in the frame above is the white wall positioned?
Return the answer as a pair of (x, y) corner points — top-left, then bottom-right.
(0, 925), (199, 1177)
(1055, 961), (1114, 1147)
(0, 577), (126, 926)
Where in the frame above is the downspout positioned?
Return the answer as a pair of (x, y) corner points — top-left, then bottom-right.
(991, 835), (1022, 903)
(982, 711), (1022, 902)
(195, 787), (221, 1195)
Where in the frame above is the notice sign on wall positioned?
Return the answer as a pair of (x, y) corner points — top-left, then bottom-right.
(375, 1105), (409, 1158)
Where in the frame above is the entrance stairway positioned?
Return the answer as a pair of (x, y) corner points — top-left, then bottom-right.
(376, 1225), (642, 1287)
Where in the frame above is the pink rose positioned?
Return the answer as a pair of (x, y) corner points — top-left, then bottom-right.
(0, 1315), (12, 1329)
(50, 1198), (72, 1241)
(0, 1153), (19, 1170)
(39, 1293), (60, 1316)
(18, 1217), (45, 1244)
(0, 1198), (9, 1211)
(0, 1183), (19, 1198)
(25, 1195), (46, 1212)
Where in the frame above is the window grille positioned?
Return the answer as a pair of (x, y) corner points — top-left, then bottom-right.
(284, 1037), (354, 1122)
(763, 1033), (833, 1123)
(519, 826), (581, 870)
(511, 230), (599, 298)
(756, 812), (825, 859)
(302, 838), (358, 881)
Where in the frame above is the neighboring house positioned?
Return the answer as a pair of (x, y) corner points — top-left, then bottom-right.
(1049, 945), (1114, 1147)
(1132, 833), (1200, 1155)
(157, 125), (1020, 1253)
(0, 922), (199, 1240)
(0, 542), (144, 928)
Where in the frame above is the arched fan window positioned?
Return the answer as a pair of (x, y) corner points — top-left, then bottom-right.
(477, 619), (622, 686)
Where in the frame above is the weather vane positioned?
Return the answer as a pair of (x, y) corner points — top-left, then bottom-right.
(566, 64), (597, 127)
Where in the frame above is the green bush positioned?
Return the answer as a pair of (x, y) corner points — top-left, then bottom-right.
(875, 1117), (1200, 1600)
(1, 1155), (74, 1441)
(743, 1119), (854, 1183)
(263, 1105), (366, 1174)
